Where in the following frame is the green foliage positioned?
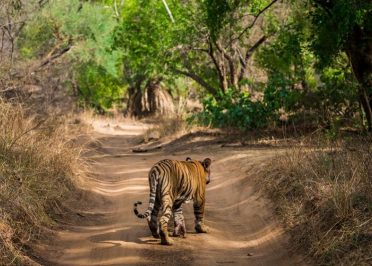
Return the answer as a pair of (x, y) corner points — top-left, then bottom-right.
(257, 10), (359, 126)
(263, 73), (301, 113)
(18, 19), (55, 58)
(113, 0), (177, 85)
(18, 0), (124, 110)
(194, 89), (269, 129)
(76, 64), (124, 111)
(305, 0), (372, 66)
(202, 0), (272, 40)
(202, 0), (233, 41)
(13, 0), (369, 128)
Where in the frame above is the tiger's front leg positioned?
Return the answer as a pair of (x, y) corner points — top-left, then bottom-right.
(194, 199), (209, 233)
(159, 195), (174, 245)
(172, 204), (186, 238)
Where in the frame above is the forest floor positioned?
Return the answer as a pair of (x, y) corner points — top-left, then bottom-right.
(36, 118), (308, 266)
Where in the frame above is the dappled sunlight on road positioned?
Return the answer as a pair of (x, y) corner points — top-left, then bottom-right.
(90, 119), (149, 136)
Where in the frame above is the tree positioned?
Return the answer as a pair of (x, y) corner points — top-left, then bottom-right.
(113, 0), (177, 117)
(307, 0), (372, 130)
(257, 16), (359, 127)
(171, 0), (280, 98)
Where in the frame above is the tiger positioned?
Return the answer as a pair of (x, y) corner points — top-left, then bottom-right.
(133, 157), (212, 245)
(135, 157), (194, 239)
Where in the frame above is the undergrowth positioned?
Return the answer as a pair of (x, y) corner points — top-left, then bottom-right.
(0, 100), (83, 265)
(262, 138), (372, 265)
(143, 115), (188, 141)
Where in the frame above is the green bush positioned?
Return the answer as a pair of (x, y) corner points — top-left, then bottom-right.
(193, 89), (269, 129)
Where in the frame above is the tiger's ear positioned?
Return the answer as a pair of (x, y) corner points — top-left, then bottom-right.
(202, 158), (212, 170)
(186, 157), (192, 161)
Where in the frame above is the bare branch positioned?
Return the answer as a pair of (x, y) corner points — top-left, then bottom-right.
(173, 68), (217, 95)
(114, 0), (120, 17)
(229, 0), (278, 45)
(237, 48), (246, 68)
(35, 45), (72, 70)
(208, 40), (228, 91)
(214, 41), (238, 89)
(39, 0), (49, 7)
(0, 20), (25, 29)
(244, 36), (267, 61)
(238, 35), (267, 81)
(161, 0), (175, 23)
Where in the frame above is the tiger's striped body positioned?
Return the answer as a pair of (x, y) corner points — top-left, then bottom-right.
(134, 158), (211, 245)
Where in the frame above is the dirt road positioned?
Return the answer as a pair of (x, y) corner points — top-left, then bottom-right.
(42, 120), (306, 266)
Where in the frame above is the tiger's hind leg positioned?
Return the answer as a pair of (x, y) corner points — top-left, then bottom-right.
(159, 194), (174, 245)
(194, 199), (209, 233)
(172, 204), (186, 238)
(148, 201), (160, 238)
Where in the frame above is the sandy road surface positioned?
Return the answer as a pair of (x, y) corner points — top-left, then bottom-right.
(42, 120), (306, 266)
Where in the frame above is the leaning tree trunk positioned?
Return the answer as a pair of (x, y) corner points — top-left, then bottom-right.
(346, 25), (372, 131)
(126, 86), (144, 117)
(146, 78), (175, 116)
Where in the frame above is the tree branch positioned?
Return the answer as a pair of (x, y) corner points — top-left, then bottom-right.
(208, 40), (228, 91)
(237, 48), (246, 68)
(38, 0), (49, 7)
(214, 41), (238, 89)
(229, 0), (278, 46)
(33, 45), (72, 71)
(238, 35), (267, 81)
(161, 0), (175, 23)
(173, 68), (217, 95)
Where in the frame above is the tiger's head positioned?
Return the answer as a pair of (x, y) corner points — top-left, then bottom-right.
(186, 157), (212, 184)
(201, 158), (212, 184)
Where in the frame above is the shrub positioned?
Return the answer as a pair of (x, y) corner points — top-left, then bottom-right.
(0, 100), (83, 264)
(193, 89), (269, 129)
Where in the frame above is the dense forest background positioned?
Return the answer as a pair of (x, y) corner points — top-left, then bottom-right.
(1, 0), (371, 133)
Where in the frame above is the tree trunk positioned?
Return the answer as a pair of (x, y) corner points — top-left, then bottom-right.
(146, 78), (175, 116)
(346, 25), (372, 131)
(126, 85), (144, 118)
(126, 78), (175, 118)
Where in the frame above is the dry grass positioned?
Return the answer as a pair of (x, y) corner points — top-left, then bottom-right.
(0, 100), (83, 264)
(143, 115), (189, 142)
(262, 138), (372, 265)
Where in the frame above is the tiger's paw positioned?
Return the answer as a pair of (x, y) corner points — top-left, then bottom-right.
(152, 232), (160, 239)
(148, 219), (159, 238)
(173, 221), (186, 238)
(172, 231), (186, 238)
(160, 237), (174, 245)
(195, 223), (209, 233)
(172, 228), (186, 238)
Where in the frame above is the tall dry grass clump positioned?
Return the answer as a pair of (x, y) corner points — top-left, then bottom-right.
(0, 100), (83, 264)
(262, 139), (371, 265)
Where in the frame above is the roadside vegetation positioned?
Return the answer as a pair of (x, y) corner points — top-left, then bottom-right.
(262, 139), (371, 265)
(0, 101), (83, 264)
(1, 0), (371, 265)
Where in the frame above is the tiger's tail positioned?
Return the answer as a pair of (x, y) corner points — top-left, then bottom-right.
(133, 201), (150, 219)
(133, 173), (157, 219)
